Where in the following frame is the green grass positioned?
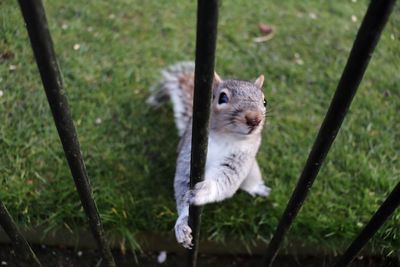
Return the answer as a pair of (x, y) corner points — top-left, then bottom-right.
(1, 0), (399, 256)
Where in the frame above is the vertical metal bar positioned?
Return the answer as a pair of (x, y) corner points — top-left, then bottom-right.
(0, 200), (42, 266)
(263, 0), (396, 266)
(187, 1), (219, 267)
(17, 1), (116, 266)
(333, 182), (400, 267)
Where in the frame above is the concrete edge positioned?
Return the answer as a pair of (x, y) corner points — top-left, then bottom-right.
(0, 226), (374, 256)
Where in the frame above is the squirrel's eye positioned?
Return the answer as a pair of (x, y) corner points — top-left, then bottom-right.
(263, 98), (267, 107)
(218, 92), (229, 104)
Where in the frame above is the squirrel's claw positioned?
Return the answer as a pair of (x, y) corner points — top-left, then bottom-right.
(175, 216), (193, 249)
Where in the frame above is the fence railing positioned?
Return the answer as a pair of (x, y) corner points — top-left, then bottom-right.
(14, 0), (117, 266)
(188, 1), (219, 266)
(0, 0), (397, 266)
(263, 0), (398, 266)
(0, 200), (42, 266)
(334, 182), (400, 267)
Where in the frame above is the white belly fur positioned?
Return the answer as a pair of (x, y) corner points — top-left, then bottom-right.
(204, 133), (257, 180)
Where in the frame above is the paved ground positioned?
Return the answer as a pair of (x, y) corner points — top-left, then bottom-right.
(0, 245), (399, 267)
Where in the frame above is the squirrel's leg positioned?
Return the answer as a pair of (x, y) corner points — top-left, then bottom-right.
(173, 126), (194, 249)
(174, 174), (193, 249)
(240, 160), (271, 197)
(190, 157), (253, 205)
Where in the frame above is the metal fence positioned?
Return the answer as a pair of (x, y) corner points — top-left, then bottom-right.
(0, 0), (398, 266)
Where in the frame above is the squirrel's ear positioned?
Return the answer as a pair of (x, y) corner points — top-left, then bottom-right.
(254, 74), (264, 88)
(214, 72), (222, 86)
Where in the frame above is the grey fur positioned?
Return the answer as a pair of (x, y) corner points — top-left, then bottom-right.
(148, 62), (271, 249)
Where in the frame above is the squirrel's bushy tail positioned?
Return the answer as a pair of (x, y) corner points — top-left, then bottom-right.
(147, 61), (195, 137)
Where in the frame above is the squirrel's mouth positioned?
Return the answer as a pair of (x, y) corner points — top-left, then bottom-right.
(247, 126), (256, 135)
(247, 124), (261, 135)
(246, 120), (265, 135)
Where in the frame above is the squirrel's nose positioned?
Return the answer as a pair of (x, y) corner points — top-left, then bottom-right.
(245, 113), (261, 127)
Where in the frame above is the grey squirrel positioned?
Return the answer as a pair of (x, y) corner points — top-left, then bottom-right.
(147, 62), (270, 249)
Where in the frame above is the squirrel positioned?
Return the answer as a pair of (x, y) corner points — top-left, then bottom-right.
(147, 61), (271, 249)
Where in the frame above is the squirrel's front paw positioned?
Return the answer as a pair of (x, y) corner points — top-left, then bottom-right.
(175, 216), (193, 249)
(189, 180), (217, 206)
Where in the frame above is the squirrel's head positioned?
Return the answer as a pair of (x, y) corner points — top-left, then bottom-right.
(210, 73), (267, 137)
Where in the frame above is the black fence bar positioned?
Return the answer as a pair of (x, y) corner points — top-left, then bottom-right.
(263, 0), (396, 266)
(333, 182), (400, 267)
(187, 1), (219, 267)
(0, 200), (42, 267)
(17, 1), (116, 266)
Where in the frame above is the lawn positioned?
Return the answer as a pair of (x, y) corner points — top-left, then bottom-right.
(0, 0), (399, 257)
